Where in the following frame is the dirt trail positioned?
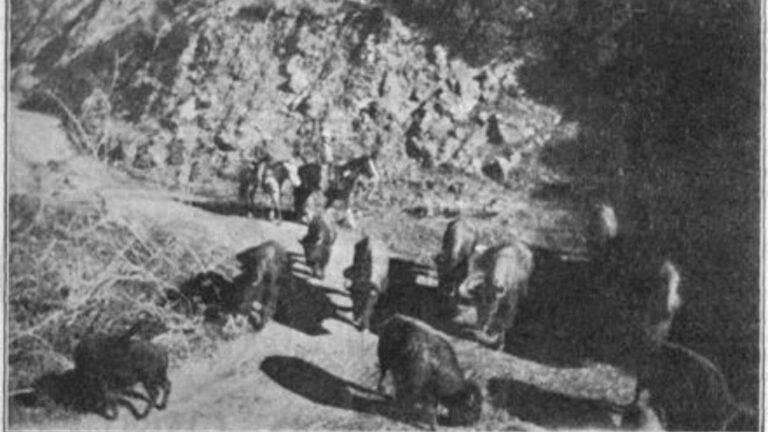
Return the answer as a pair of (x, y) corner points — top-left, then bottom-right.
(9, 106), (634, 431)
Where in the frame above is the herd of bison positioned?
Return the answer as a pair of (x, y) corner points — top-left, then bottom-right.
(13, 154), (758, 431)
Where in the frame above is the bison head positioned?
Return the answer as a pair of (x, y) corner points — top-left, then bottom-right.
(446, 380), (483, 426)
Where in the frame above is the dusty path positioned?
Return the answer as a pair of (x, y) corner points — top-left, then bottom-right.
(8, 106), (634, 431)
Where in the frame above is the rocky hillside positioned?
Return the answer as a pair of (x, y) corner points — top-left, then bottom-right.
(12, 0), (565, 195)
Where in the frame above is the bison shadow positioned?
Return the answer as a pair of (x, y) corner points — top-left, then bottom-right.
(184, 199), (303, 222)
(501, 253), (598, 367)
(274, 271), (356, 336)
(487, 378), (622, 429)
(503, 249), (648, 371)
(369, 258), (461, 335)
(260, 355), (448, 428)
(367, 256), (608, 365)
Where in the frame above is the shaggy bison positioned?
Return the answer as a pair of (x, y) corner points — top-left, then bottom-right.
(457, 241), (534, 350)
(343, 236), (388, 330)
(73, 323), (171, 419)
(300, 214), (337, 279)
(634, 341), (756, 431)
(586, 203), (682, 345)
(434, 218), (478, 298)
(377, 314), (483, 430)
(234, 240), (292, 328)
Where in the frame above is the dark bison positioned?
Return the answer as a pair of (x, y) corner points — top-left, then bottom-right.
(241, 157), (301, 221)
(586, 203), (682, 345)
(634, 340), (756, 431)
(342, 236), (388, 330)
(433, 218), (478, 298)
(73, 324), (171, 419)
(293, 152), (379, 227)
(299, 214), (337, 279)
(457, 241), (534, 350)
(33, 369), (121, 419)
(233, 240), (292, 328)
(377, 314), (483, 430)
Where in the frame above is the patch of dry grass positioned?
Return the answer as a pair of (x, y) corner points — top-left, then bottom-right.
(7, 191), (232, 392)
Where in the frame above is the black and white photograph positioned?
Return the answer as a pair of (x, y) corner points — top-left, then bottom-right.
(4, 0), (764, 430)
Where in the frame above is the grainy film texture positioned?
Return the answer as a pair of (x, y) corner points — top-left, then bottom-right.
(7, 0), (761, 430)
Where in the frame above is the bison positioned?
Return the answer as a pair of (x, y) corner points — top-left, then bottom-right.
(241, 157), (301, 221)
(377, 314), (483, 430)
(342, 236), (388, 331)
(433, 218), (478, 298)
(457, 241), (534, 350)
(73, 323), (171, 419)
(233, 240), (292, 328)
(586, 203), (683, 345)
(294, 152), (379, 227)
(299, 214), (337, 279)
(634, 340), (756, 431)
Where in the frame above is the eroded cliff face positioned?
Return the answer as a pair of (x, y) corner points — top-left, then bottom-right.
(12, 0), (563, 191)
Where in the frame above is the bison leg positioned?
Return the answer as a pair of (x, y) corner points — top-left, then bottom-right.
(143, 382), (160, 410)
(495, 330), (506, 351)
(101, 401), (119, 420)
(99, 390), (119, 420)
(294, 187), (312, 221)
(359, 291), (379, 331)
(270, 191), (281, 223)
(118, 387), (154, 418)
(248, 186), (260, 218)
(263, 286), (278, 322)
(343, 206), (356, 229)
(157, 379), (171, 410)
(420, 392), (439, 431)
(377, 367), (388, 394)
(314, 265), (324, 280)
(116, 396), (150, 420)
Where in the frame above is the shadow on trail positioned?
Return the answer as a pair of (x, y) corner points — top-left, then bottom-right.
(500, 249), (639, 370)
(273, 255), (356, 336)
(369, 257), (460, 336)
(487, 378), (621, 430)
(260, 356), (416, 427)
(184, 199), (303, 222)
(365, 255), (612, 370)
